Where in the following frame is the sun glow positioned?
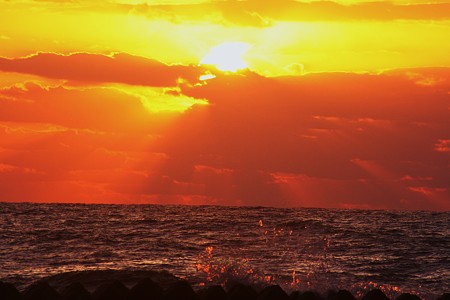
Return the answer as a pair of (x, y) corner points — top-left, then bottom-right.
(200, 42), (250, 72)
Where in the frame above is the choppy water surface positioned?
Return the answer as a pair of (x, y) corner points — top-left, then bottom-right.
(0, 203), (448, 299)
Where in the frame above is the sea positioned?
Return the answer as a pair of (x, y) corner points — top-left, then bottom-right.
(0, 202), (448, 299)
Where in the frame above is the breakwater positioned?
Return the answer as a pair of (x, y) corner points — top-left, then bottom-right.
(1, 277), (448, 300)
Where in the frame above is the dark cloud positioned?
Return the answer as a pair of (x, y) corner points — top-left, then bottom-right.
(0, 52), (204, 86)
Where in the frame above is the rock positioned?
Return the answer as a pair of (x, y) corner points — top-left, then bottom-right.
(290, 291), (301, 300)
(436, 294), (450, 300)
(395, 293), (421, 300)
(257, 285), (289, 300)
(130, 278), (164, 300)
(165, 281), (197, 300)
(298, 291), (324, 300)
(92, 281), (131, 300)
(38, 270), (179, 293)
(197, 285), (227, 300)
(332, 290), (356, 300)
(226, 284), (257, 300)
(0, 281), (23, 300)
(361, 289), (390, 300)
(61, 283), (91, 300)
(23, 282), (60, 300)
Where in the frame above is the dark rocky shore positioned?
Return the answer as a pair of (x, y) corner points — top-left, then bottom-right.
(0, 270), (448, 300)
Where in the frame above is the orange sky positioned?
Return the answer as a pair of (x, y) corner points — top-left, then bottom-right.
(0, 0), (449, 210)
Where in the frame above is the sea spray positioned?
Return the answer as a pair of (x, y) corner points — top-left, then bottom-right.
(195, 218), (335, 292)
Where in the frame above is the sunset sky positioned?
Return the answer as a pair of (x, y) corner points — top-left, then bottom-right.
(0, 0), (449, 210)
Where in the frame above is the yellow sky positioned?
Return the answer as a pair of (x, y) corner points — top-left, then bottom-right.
(1, 0), (449, 75)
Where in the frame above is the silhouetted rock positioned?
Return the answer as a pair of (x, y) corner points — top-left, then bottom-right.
(197, 285), (226, 300)
(326, 290), (337, 300)
(331, 290), (356, 300)
(226, 284), (257, 300)
(61, 283), (91, 300)
(0, 281), (23, 300)
(298, 291), (324, 300)
(23, 282), (60, 300)
(92, 281), (130, 300)
(257, 285), (289, 300)
(165, 281), (197, 300)
(436, 294), (450, 300)
(130, 278), (165, 300)
(361, 289), (390, 300)
(290, 291), (301, 300)
(395, 293), (421, 300)
(38, 270), (179, 294)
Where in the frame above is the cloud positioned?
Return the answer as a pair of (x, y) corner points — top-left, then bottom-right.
(385, 67), (450, 88)
(0, 163), (18, 173)
(0, 52), (205, 87)
(0, 82), (183, 132)
(0, 68), (449, 210)
(435, 139), (450, 153)
(0, 119), (171, 202)
(154, 68), (449, 209)
(122, 1), (450, 27)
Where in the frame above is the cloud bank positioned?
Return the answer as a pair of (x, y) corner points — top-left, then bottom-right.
(1, 57), (448, 210)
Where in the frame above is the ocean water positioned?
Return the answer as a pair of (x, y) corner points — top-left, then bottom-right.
(0, 203), (448, 299)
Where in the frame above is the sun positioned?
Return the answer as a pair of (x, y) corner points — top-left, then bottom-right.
(200, 42), (250, 72)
